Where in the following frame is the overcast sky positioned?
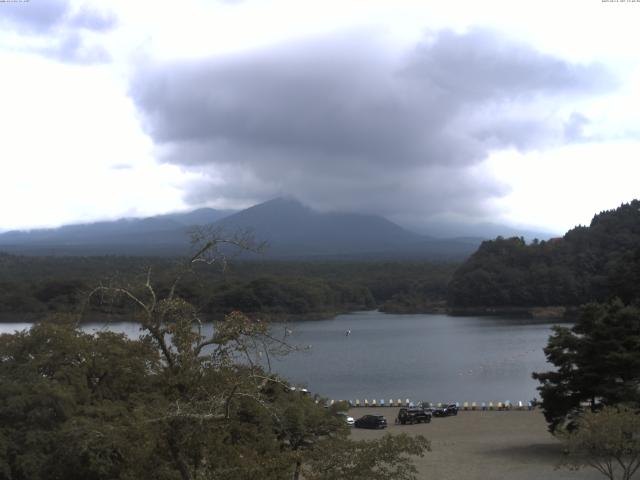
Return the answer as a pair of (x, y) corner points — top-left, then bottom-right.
(1, 0), (639, 234)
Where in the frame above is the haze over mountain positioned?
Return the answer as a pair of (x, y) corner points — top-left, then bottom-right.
(0, 208), (233, 255)
(410, 220), (557, 242)
(0, 198), (549, 259)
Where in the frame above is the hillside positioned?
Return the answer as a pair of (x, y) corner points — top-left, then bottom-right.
(447, 200), (640, 308)
(213, 198), (481, 259)
(0, 198), (481, 260)
(0, 208), (233, 255)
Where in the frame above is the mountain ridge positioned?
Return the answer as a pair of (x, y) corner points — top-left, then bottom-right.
(0, 198), (537, 260)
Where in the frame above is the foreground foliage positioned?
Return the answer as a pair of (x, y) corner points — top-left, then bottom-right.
(302, 434), (431, 480)
(0, 236), (430, 479)
(533, 301), (640, 433)
(0, 315), (430, 480)
(560, 406), (640, 480)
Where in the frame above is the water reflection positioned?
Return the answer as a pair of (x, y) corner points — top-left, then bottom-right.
(267, 312), (557, 403)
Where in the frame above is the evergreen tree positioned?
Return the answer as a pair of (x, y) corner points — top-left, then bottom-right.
(533, 300), (640, 432)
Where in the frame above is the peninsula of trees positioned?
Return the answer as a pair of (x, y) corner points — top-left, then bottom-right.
(448, 200), (640, 311)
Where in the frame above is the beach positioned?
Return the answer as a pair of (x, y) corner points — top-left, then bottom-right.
(349, 408), (601, 480)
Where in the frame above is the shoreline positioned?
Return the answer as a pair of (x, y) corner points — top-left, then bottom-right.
(446, 305), (579, 320)
(0, 306), (578, 324)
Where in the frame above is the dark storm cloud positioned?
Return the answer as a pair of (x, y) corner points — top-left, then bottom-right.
(130, 29), (614, 219)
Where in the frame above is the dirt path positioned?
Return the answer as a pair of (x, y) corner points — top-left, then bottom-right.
(348, 408), (601, 479)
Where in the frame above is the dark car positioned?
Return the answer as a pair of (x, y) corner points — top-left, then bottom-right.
(354, 414), (388, 429)
(432, 404), (458, 417)
(396, 407), (432, 425)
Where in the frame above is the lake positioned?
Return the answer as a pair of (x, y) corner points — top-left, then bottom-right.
(0, 311), (561, 405)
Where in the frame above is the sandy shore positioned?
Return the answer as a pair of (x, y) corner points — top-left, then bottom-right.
(348, 407), (601, 480)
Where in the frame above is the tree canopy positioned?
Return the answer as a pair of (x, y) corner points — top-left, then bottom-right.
(559, 405), (640, 480)
(448, 200), (640, 308)
(0, 235), (430, 480)
(532, 300), (640, 433)
(0, 253), (455, 320)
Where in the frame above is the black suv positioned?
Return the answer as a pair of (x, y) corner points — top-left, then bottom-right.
(432, 404), (458, 417)
(396, 407), (432, 425)
(354, 414), (388, 429)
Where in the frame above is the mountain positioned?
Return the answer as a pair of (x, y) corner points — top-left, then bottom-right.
(156, 208), (234, 227)
(214, 198), (419, 255)
(448, 200), (640, 308)
(0, 198), (482, 259)
(0, 208), (234, 255)
(210, 198), (485, 259)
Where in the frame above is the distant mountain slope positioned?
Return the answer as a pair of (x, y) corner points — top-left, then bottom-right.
(448, 200), (640, 307)
(410, 219), (556, 242)
(213, 198), (422, 255)
(0, 198), (482, 259)
(0, 208), (233, 254)
(212, 198), (485, 259)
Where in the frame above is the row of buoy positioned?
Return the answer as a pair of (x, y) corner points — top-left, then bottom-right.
(457, 401), (534, 411)
(328, 399), (536, 410)
(350, 398), (411, 408)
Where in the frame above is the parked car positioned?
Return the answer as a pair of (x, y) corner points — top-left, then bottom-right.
(432, 404), (458, 417)
(396, 407), (432, 425)
(336, 411), (355, 426)
(354, 414), (388, 429)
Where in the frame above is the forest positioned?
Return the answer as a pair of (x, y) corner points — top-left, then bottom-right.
(1, 200), (639, 321)
(0, 254), (455, 321)
(448, 200), (640, 309)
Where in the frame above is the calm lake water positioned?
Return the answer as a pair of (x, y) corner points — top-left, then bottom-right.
(0, 311), (561, 404)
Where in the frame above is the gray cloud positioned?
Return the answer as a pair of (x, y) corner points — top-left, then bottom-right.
(41, 31), (111, 64)
(0, 0), (116, 33)
(68, 5), (117, 32)
(563, 112), (591, 142)
(405, 30), (608, 101)
(0, 0), (116, 64)
(0, 0), (69, 32)
(130, 28), (614, 221)
(110, 163), (133, 170)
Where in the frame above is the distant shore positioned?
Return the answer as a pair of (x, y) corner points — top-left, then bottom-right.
(349, 408), (600, 480)
(447, 305), (579, 320)
(0, 305), (579, 324)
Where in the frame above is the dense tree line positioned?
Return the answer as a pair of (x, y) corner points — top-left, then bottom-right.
(0, 254), (456, 320)
(448, 200), (640, 308)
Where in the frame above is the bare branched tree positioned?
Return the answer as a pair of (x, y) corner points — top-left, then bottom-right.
(82, 228), (295, 480)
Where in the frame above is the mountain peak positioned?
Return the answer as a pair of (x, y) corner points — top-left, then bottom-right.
(0, 199), (481, 259)
(248, 197), (311, 212)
